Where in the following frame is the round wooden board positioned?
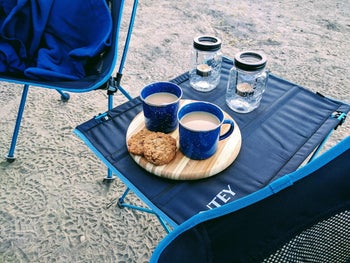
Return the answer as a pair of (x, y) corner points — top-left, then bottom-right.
(126, 100), (242, 180)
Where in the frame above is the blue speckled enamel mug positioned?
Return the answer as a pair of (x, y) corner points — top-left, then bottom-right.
(140, 82), (183, 133)
(178, 101), (234, 160)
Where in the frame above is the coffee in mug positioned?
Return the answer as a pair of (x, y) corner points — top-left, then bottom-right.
(180, 111), (220, 131)
(144, 92), (179, 105)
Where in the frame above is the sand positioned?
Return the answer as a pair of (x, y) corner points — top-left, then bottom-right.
(0, 0), (349, 262)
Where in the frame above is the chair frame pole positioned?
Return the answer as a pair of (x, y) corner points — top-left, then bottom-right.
(56, 89), (70, 102)
(104, 0), (138, 181)
(107, 0), (138, 110)
(6, 84), (30, 162)
(114, 0), (138, 102)
(118, 0), (138, 78)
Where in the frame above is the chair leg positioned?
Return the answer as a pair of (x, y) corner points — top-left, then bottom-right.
(103, 0), (137, 179)
(103, 93), (117, 181)
(6, 85), (30, 162)
(103, 89), (133, 181)
(118, 85), (133, 101)
(108, 93), (114, 110)
(56, 89), (70, 102)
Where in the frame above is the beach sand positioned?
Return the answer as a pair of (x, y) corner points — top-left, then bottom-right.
(1, 0), (349, 262)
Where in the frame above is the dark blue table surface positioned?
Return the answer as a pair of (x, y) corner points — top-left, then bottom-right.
(75, 57), (349, 226)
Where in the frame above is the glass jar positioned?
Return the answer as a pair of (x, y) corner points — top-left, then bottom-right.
(226, 51), (268, 113)
(189, 36), (222, 92)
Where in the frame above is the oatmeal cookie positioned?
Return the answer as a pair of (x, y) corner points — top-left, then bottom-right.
(143, 132), (177, 166)
(127, 128), (152, 155)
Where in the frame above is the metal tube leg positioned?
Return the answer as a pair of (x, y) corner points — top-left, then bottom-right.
(6, 85), (30, 162)
(108, 93), (113, 110)
(117, 187), (172, 233)
(56, 89), (70, 101)
(118, 187), (131, 206)
(103, 168), (117, 182)
(103, 93), (117, 181)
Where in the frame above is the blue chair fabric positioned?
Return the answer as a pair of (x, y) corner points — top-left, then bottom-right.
(0, 0), (112, 82)
(75, 57), (350, 226)
(0, 0), (122, 91)
(150, 136), (350, 263)
(1, 0), (136, 161)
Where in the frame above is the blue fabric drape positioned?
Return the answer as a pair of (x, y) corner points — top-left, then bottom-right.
(0, 0), (112, 80)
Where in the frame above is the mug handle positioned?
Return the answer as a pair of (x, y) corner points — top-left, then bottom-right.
(219, 119), (235, 140)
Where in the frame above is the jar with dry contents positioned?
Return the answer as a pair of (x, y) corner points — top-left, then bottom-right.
(226, 51), (268, 113)
(189, 36), (222, 92)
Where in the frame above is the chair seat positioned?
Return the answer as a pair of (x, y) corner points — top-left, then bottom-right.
(0, 70), (110, 92)
(0, 1), (112, 84)
(1, 0), (133, 161)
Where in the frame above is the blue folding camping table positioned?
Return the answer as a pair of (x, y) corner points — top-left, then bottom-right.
(74, 57), (349, 232)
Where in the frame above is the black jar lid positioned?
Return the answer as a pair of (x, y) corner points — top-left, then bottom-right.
(234, 51), (267, 71)
(193, 36), (222, 52)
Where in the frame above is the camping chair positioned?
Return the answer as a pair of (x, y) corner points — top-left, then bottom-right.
(1, 0), (138, 164)
(150, 136), (350, 263)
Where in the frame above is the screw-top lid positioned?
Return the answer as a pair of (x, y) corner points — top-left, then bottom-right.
(234, 51), (267, 71)
(193, 36), (222, 51)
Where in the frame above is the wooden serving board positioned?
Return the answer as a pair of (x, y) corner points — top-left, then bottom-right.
(126, 100), (242, 180)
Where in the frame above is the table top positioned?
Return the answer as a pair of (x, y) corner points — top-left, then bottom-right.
(75, 57), (349, 226)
